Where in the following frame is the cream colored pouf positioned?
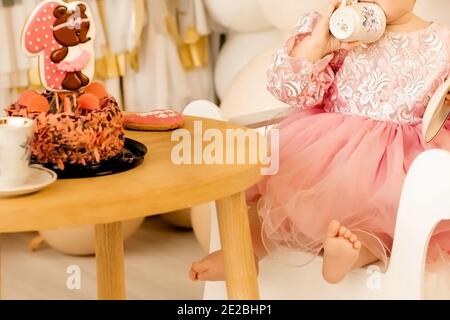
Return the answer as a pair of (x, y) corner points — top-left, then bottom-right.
(204, 0), (272, 32)
(39, 218), (144, 256)
(161, 209), (193, 229)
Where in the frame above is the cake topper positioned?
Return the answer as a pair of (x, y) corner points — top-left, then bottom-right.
(22, 0), (96, 92)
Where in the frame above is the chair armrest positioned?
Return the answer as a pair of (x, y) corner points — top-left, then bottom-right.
(386, 149), (450, 298)
(228, 107), (292, 128)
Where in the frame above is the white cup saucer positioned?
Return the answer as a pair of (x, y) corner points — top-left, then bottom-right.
(0, 165), (57, 198)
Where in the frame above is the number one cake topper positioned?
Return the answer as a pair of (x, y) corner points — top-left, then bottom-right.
(22, 0), (96, 92)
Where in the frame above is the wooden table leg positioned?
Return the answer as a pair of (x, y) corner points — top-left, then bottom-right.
(95, 222), (126, 300)
(0, 234), (2, 300)
(216, 192), (260, 300)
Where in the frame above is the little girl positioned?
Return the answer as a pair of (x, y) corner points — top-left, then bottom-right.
(190, 0), (450, 284)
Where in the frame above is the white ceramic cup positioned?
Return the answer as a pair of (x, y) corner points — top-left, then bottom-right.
(329, 0), (387, 43)
(0, 117), (35, 188)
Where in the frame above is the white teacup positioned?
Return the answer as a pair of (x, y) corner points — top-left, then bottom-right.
(0, 117), (35, 188)
(329, 0), (387, 43)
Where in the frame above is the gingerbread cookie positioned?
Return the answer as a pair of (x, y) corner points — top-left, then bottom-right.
(124, 110), (185, 131)
(22, 0), (96, 92)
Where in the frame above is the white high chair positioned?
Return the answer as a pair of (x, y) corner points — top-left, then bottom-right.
(184, 100), (450, 300)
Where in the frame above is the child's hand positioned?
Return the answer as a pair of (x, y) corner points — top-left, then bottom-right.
(319, 0), (363, 53)
(291, 0), (362, 62)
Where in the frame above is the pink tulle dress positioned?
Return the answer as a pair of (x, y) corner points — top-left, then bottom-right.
(248, 11), (450, 269)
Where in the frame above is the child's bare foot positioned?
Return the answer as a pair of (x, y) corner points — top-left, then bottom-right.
(322, 220), (362, 284)
(189, 251), (226, 282)
(189, 250), (260, 282)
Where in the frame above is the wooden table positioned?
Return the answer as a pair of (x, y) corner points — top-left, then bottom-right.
(0, 116), (262, 300)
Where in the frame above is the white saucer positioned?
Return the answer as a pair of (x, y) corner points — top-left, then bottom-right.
(0, 166), (57, 198)
(423, 78), (450, 143)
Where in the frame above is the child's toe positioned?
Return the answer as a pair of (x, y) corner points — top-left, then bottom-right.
(192, 260), (210, 274)
(188, 269), (198, 281)
(327, 220), (341, 237)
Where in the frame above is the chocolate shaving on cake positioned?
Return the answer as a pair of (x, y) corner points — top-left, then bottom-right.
(5, 94), (124, 170)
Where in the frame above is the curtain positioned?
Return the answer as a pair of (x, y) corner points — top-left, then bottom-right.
(1, 0), (217, 114)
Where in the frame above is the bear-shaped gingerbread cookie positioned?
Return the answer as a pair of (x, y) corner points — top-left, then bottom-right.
(51, 4), (91, 91)
(23, 0), (96, 92)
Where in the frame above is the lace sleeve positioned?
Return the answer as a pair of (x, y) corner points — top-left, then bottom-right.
(267, 11), (347, 109)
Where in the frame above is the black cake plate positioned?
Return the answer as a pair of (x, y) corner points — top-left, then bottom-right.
(36, 138), (148, 179)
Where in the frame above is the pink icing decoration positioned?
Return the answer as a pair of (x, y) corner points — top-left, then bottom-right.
(124, 110), (184, 126)
(57, 49), (91, 72)
(23, 1), (65, 91)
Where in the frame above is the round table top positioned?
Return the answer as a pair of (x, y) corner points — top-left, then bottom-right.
(0, 116), (262, 233)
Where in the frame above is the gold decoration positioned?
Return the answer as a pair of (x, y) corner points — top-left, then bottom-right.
(184, 26), (200, 44)
(165, 5), (209, 71)
(28, 67), (43, 90)
(12, 0), (207, 95)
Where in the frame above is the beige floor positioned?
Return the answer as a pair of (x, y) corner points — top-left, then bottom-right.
(1, 217), (205, 300)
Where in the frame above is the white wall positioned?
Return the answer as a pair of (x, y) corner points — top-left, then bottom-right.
(415, 0), (450, 25)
